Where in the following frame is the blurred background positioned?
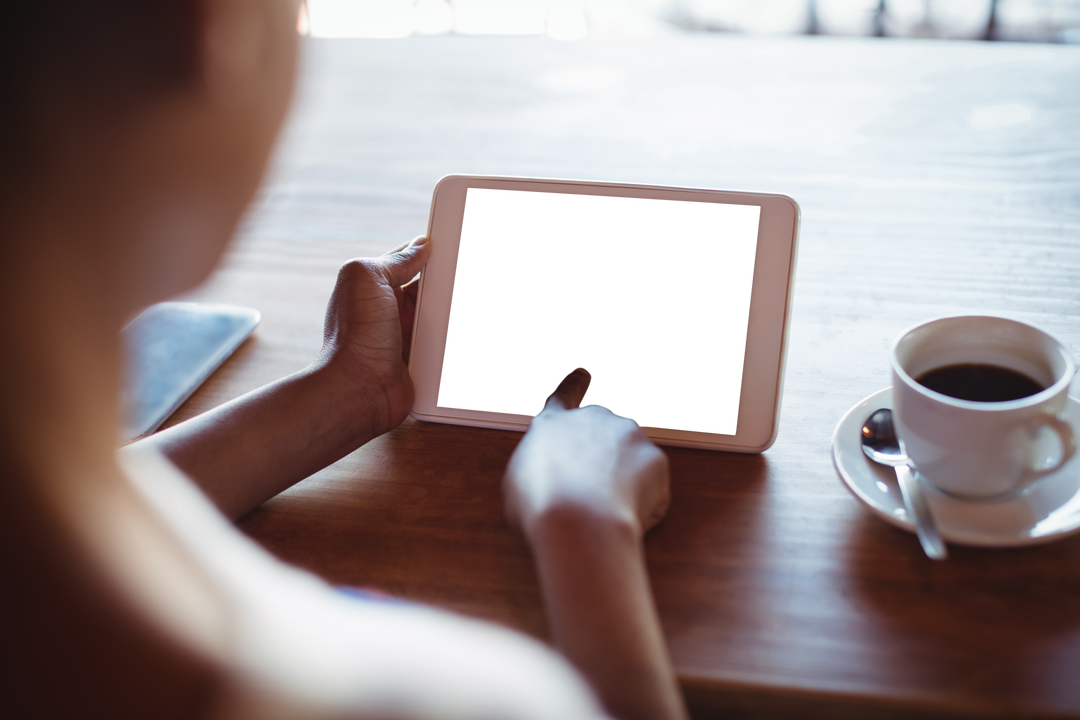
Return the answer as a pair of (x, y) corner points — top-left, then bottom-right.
(299, 0), (1080, 43)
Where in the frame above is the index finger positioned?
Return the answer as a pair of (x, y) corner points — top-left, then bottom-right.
(543, 368), (591, 412)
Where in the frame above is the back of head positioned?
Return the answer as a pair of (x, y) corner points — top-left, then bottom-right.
(0, 0), (199, 203)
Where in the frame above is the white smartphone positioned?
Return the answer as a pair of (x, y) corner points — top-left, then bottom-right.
(408, 175), (800, 452)
(120, 302), (260, 443)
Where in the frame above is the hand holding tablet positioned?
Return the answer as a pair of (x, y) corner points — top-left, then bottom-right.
(409, 176), (800, 452)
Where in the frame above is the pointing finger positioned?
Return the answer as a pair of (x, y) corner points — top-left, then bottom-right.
(537, 367), (596, 416)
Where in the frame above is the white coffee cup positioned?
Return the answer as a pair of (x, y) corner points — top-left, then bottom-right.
(891, 315), (1077, 501)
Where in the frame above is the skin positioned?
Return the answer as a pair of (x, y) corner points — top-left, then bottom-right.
(142, 238), (434, 520)
(2, 0), (304, 715)
(506, 369), (687, 720)
(0, 0), (686, 717)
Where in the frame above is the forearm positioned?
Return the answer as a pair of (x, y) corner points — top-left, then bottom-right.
(528, 508), (688, 720)
(136, 359), (385, 519)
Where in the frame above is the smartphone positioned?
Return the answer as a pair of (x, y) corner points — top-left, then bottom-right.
(120, 302), (260, 443)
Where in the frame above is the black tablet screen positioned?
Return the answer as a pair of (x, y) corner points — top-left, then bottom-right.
(438, 188), (760, 435)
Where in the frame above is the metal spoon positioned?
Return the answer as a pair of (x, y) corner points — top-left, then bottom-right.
(861, 408), (948, 560)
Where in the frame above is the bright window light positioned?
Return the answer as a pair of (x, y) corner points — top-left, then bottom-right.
(299, 0), (1080, 43)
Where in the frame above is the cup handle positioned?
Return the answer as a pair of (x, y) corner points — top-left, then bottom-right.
(1025, 413), (1077, 481)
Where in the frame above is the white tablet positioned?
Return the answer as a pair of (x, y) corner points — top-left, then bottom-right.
(408, 175), (800, 452)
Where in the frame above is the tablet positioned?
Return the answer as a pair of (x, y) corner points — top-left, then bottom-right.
(408, 175), (800, 452)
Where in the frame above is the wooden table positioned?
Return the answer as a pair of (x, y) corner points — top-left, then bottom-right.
(167, 35), (1080, 718)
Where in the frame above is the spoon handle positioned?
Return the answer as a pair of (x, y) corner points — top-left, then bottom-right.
(896, 464), (948, 560)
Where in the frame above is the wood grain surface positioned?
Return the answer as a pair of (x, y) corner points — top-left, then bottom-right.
(165, 35), (1080, 718)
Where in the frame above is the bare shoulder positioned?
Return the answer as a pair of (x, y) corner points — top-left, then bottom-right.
(117, 445), (606, 720)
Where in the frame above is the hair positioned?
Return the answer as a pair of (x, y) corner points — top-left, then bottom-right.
(0, 0), (200, 199)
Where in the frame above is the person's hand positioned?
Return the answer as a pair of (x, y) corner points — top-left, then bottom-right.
(504, 369), (671, 540)
(504, 370), (684, 720)
(317, 236), (431, 437)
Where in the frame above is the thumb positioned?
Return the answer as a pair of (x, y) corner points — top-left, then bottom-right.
(543, 368), (591, 413)
(381, 236), (431, 288)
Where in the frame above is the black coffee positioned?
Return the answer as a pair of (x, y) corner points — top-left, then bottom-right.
(915, 363), (1044, 402)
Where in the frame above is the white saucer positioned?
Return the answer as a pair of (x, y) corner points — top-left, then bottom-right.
(832, 388), (1080, 547)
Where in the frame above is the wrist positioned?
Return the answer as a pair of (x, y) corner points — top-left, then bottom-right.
(524, 500), (643, 554)
(302, 357), (390, 448)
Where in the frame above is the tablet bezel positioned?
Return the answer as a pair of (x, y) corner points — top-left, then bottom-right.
(408, 175), (800, 453)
